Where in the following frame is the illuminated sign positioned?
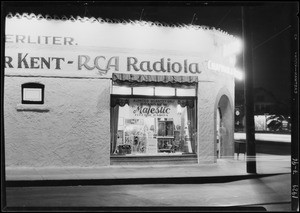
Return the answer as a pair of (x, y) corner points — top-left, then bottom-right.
(207, 60), (243, 80)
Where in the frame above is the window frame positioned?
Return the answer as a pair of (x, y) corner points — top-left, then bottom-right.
(21, 82), (45, 104)
(111, 85), (197, 97)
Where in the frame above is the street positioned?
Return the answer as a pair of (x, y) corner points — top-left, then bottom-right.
(6, 174), (291, 211)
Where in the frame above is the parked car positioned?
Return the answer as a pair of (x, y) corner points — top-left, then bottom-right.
(266, 115), (290, 132)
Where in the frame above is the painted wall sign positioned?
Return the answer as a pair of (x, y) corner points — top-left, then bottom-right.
(5, 53), (203, 75)
(5, 15), (239, 78)
(5, 34), (77, 45)
(78, 56), (202, 74)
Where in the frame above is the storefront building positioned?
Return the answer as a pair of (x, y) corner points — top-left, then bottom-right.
(4, 13), (241, 167)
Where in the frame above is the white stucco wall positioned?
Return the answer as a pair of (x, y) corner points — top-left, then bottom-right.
(4, 77), (111, 167)
(4, 15), (238, 167)
(197, 81), (217, 163)
(195, 36), (236, 163)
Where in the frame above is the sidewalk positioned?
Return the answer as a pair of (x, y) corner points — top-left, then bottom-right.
(234, 133), (291, 143)
(5, 154), (291, 186)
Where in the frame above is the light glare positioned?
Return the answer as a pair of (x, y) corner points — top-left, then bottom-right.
(234, 69), (244, 80)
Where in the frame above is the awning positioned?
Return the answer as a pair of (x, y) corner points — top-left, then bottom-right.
(112, 73), (198, 87)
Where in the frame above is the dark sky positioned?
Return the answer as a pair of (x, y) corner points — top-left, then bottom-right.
(248, 3), (296, 105)
(2, 1), (298, 105)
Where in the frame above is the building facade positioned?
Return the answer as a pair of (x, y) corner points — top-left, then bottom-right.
(4, 13), (240, 167)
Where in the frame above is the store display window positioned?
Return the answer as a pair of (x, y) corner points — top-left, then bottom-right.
(110, 73), (198, 156)
(111, 97), (197, 156)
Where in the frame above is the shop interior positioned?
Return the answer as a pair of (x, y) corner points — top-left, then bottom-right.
(111, 98), (197, 156)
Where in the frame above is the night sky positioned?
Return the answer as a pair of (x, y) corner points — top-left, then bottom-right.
(2, 1), (298, 106)
(245, 3), (296, 106)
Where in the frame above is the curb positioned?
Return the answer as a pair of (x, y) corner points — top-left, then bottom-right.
(5, 173), (286, 187)
(4, 206), (268, 212)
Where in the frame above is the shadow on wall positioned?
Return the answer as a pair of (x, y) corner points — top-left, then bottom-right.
(218, 94), (234, 158)
(97, 86), (110, 114)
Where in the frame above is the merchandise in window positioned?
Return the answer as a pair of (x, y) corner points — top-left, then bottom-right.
(111, 98), (197, 156)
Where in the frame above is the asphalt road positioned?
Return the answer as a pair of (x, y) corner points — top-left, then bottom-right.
(5, 174), (291, 211)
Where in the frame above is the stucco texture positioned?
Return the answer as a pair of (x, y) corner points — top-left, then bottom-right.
(4, 77), (111, 167)
(197, 74), (235, 164)
(197, 82), (217, 163)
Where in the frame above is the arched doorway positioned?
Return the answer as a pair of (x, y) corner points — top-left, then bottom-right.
(216, 94), (234, 160)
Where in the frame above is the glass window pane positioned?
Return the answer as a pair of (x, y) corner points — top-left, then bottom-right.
(112, 86), (131, 95)
(155, 87), (175, 96)
(23, 88), (42, 101)
(177, 88), (196, 96)
(111, 99), (197, 156)
(132, 87), (154, 96)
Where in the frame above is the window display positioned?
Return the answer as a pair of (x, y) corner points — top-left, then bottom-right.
(111, 98), (196, 156)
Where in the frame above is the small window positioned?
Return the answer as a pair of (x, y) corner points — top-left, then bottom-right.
(133, 87), (154, 96)
(177, 88), (196, 96)
(112, 86), (132, 95)
(155, 87), (175, 96)
(111, 83), (196, 97)
(22, 83), (44, 104)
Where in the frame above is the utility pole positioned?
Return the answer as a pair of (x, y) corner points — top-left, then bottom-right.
(242, 6), (257, 173)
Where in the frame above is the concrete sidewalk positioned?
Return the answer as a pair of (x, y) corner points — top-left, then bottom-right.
(5, 154), (290, 185)
(234, 133), (291, 142)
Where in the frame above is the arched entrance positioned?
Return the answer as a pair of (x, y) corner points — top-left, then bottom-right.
(215, 93), (234, 160)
